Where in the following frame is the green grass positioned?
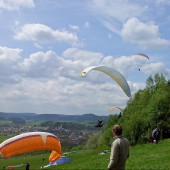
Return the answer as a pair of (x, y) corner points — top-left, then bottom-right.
(0, 136), (11, 143)
(0, 139), (169, 170)
(0, 120), (12, 125)
(126, 139), (170, 170)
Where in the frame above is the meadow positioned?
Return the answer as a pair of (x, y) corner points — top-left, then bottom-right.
(0, 139), (169, 170)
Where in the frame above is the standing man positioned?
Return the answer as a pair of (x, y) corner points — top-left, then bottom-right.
(108, 125), (130, 170)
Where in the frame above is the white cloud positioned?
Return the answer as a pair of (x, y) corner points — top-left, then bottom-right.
(14, 23), (79, 46)
(1, 46), (166, 83)
(0, 0), (35, 11)
(63, 48), (103, 66)
(0, 46), (22, 76)
(19, 50), (63, 78)
(0, 1), (169, 115)
(69, 24), (79, 30)
(84, 21), (90, 28)
(156, 0), (170, 5)
(121, 18), (170, 49)
(0, 46), (22, 62)
(89, 0), (146, 22)
(101, 19), (121, 35)
(101, 54), (149, 77)
(0, 46), (22, 84)
(0, 47), (132, 114)
(128, 81), (146, 95)
(87, 1), (170, 49)
(0, 45), (169, 115)
(141, 62), (170, 76)
(107, 33), (112, 39)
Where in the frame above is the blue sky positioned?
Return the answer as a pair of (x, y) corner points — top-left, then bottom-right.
(0, 0), (169, 115)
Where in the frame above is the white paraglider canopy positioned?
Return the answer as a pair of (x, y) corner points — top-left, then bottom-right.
(81, 65), (131, 97)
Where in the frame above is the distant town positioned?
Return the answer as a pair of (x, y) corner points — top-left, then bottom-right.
(0, 118), (103, 148)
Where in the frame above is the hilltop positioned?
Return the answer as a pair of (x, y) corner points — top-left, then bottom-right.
(0, 112), (110, 123)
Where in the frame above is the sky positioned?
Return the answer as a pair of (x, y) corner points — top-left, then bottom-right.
(0, 0), (169, 116)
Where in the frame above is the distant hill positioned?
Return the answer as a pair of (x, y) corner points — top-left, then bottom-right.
(0, 112), (110, 123)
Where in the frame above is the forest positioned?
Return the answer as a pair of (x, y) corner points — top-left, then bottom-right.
(84, 73), (170, 149)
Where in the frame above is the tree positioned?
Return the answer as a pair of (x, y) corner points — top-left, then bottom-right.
(118, 74), (170, 145)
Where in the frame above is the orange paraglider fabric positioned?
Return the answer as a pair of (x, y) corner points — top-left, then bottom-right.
(0, 132), (61, 162)
(134, 53), (149, 60)
(49, 150), (61, 162)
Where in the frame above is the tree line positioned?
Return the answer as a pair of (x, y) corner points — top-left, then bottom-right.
(84, 73), (170, 149)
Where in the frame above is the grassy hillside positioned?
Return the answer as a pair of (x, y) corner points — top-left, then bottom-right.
(0, 139), (169, 170)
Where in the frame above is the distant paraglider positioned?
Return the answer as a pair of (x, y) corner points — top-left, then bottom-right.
(81, 65), (131, 97)
(134, 53), (149, 60)
(130, 53), (149, 71)
(109, 106), (123, 112)
(95, 120), (104, 127)
(109, 106), (123, 118)
(0, 132), (62, 163)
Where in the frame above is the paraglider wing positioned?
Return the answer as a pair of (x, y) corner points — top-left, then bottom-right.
(54, 157), (72, 165)
(109, 106), (123, 112)
(129, 53), (149, 71)
(43, 157), (72, 168)
(0, 132), (61, 162)
(81, 66), (131, 97)
(134, 53), (149, 60)
(7, 164), (23, 169)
